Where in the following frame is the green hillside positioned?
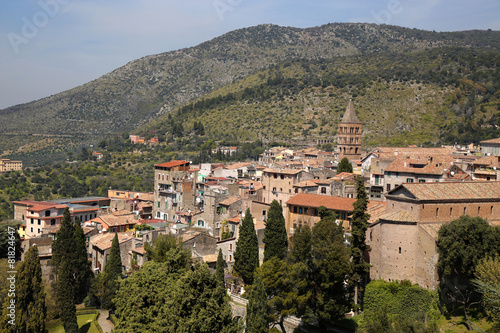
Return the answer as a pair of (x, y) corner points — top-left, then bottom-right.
(0, 23), (499, 165)
(139, 47), (500, 149)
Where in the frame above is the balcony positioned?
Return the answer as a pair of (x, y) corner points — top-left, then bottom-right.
(158, 185), (176, 194)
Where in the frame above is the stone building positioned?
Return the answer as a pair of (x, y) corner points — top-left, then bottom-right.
(261, 168), (314, 207)
(0, 159), (22, 172)
(337, 100), (362, 160)
(368, 181), (500, 290)
(154, 160), (194, 221)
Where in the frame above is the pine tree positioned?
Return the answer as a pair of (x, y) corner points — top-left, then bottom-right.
(233, 209), (259, 285)
(215, 248), (225, 287)
(15, 245), (47, 332)
(350, 176), (370, 309)
(246, 275), (269, 333)
(263, 200), (288, 262)
(56, 260), (78, 333)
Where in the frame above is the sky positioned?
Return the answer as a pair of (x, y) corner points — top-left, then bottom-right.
(0, 0), (499, 110)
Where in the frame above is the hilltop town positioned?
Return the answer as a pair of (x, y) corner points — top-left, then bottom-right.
(3, 100), (500, 331)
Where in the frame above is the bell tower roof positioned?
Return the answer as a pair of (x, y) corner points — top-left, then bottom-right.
(341, 99), (361, 124)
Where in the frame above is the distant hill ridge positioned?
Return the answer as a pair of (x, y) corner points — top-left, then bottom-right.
(0, 23), (499, 163)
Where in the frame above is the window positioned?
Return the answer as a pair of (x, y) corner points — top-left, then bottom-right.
(229, 244), (232, 251)
(50, 219), (56, 226)
(30, 218), (34, 224)
(387, 184), (391, 192)
(464, 207), (466, 215)
(399, 247), (401, 255)
(30, 227), (33, 233)
(45, 210), (50, 217)
(299, 207), (303, 214)
(293, 207), (297, 213)
(491, 206), (494, 215)
(304, 208), (308, 214)
(478, 207), (481, 215)
(158, 202), (160, 208)
(321, 187), (326, 194)
(262, 210), (267, 217)
(37, 219), (41, 225)
(436, 208), (439, 217)
(406, 178), (414, 183)
(419, 179), (426, 183)
(450, 207), (453, 217)
(229, 255), (232, 262)
(37, 228), (41, 234)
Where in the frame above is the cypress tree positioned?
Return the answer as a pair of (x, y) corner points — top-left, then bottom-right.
(104, 233), (122, 279)
(99, 233), (122, 310)
(215, 248), (225, 287)
(350, 176), (370, 308)
(51, 207), (75, 272)
(233, 209), (259, 285)
(263, 200), (288, 262)
(246, 275), (268, 333)
(15, 245), (47, 332)
(56, 260), (78, 333)
(74, 220), (92, 303)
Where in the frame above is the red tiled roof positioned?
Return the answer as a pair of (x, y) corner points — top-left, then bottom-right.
(155, 160), (190, 168)
(392, 181), (500, 201)
(219, 197), (241, 206)
(286, 193), (356, 211)
(90, 232), (134, 250)
(263, 168), (303, 175)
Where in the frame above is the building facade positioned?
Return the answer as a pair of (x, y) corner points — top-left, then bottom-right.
(337, 100), (362, 160)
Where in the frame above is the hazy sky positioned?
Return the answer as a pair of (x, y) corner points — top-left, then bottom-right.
(0, 0), (499, 110)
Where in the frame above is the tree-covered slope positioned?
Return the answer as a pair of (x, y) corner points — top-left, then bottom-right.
(138, 47), (500, 148)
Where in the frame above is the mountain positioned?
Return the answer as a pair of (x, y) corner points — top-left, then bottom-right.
(0, 23), (499, 164)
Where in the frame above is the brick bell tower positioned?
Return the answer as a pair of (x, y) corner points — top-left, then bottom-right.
(337, 99), (362, 160)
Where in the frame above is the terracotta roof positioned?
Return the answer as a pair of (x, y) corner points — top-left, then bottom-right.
(13, 200), (67, 211)
(480, 138), (500, 144)
(228, 215), (241, 223)
(392, 181), (500, 201)
(294, 180), (319, 188)
(182, 231), (200, 242)
(90, 232), (134, 251)
(367, 201), (387, 224)
(112, 209), (133, 216)
(219, 197), (241, 206)
(385, 155), (456, 175)
(226, 162), (252, 170)
(286, 193), (357, 211)
(155, 160), (190, 168)
(202, 254), (219, 263)
(93, 214), (137, 228)
(131, 246), (146, 255)
(473, 155), (500, 167)
(263, 168), (303, 175)
(340, 100), (361, 124)
(419, 223), (445, 240)
(379, 210), (417, 223)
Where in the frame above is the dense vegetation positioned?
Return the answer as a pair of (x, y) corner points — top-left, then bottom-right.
(0, 24), (499, 166)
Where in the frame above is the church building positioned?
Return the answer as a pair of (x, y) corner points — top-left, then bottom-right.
(337, 100), (362, 160)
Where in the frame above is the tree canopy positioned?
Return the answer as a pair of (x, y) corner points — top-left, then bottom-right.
(337, 157), (353, 173)
(263, 200), (288, 262)
(114, 261), (241, 333)
(246, 275), (269, 333)
(233, 209), (259, 285)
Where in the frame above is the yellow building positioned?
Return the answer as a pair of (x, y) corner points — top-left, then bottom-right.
(0, 159), (22, 172)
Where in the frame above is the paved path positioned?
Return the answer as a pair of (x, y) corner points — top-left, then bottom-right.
(97, 309), (115, 333)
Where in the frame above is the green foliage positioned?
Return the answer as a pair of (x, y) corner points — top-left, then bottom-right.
(74, 221), (92, 304)
(350, 176), (371, 308)
(337, 157), (353, 173)
(310, 212), (352, 327)
(233, 209), (259, 285)
(215, 248), (225, 287)
(288, 224), (311, 265)
(263, 200), (288, 262)
(56, 260), (78, 333)
(363, 280), (439, 321)
(114, 261), (241, 333)
(134, 224), (154, 231)
(257, 257), (311, 331)
(105, 234), (122, 279)
(94, 233), (123, 310)
(473, 256), (500, 327)
(437, 215), (500, 315)
(144, 233), (191, 270)
(246, 275), (269, 333)
(11, 245), (47, 333)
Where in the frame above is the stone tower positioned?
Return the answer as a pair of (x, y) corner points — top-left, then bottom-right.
(337, 99), (362, 160)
